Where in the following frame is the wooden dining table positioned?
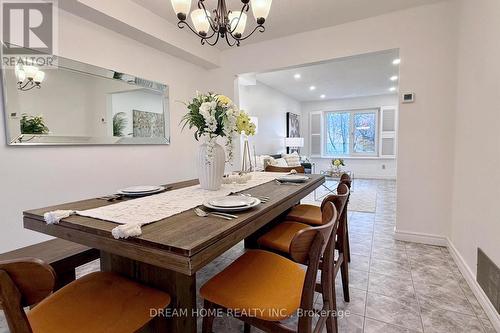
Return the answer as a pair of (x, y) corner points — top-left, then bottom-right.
(23, 174), (325, 333)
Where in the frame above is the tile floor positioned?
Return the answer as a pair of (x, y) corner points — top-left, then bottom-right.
(0, 179), (497, 333)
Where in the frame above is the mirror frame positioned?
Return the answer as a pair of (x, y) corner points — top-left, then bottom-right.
(1, 51), (170, 146)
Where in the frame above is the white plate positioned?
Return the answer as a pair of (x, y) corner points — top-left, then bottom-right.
(203, 198), (261, 212)
(276, 175), (309, 183)
(121, 185), (162, 193)
(117, 186), (165, 197)
(209, 196), (256, 208)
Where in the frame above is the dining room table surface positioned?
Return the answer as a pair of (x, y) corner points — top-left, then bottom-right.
(23, 173), (325, 333)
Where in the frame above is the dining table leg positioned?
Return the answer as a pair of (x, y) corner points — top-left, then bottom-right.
(100, 251), (198, 333)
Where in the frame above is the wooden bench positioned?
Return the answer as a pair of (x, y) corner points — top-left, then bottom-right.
(0, 239), (100, 289)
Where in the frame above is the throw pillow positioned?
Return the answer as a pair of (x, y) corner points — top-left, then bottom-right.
(274, 158), (288, 167)
(283, 152), (301, 167)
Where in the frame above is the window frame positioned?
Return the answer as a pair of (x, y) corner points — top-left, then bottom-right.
(322, 108), (380, 158)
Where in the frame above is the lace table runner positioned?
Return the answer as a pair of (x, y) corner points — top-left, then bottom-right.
(77, 172), (285, 225)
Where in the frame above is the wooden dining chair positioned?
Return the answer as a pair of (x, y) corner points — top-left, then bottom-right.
(0, 258), (171, 333)
(200, 202), (339, 333)
(265, 165), (305, 173)
(257, 184), (350, 306)
(286, 174), (352, 263)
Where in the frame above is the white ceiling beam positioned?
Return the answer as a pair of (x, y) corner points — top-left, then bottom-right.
(59, 0), (221, 69)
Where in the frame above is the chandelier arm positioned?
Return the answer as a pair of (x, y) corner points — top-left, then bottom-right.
(204, 32), (221, 46)
(224, 32), (238, 47)
(18, 80), (35, 91)
(233, 25), (265, 42)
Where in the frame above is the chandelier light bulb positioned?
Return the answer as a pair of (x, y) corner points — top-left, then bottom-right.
(228, 11), (247, 37)
(23, 65), (39, 80)
(191, 9), (211, 36)
(171, 0), (192, 20)
(16, 69), (26, 83)
(251, 0), (272, 24)
(34, 70), (45, 83)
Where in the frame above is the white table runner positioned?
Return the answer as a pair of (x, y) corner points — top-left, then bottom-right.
(77, 172), (285, 229)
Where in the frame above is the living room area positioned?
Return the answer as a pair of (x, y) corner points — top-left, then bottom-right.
(238, 50), (399, 214)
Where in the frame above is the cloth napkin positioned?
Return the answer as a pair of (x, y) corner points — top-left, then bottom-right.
(43, 209), (142, 239)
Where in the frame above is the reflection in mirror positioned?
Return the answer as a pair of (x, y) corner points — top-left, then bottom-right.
(1, 54), (169, 145)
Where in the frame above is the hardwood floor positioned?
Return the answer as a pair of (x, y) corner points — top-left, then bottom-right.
(0, 179), (495, 333)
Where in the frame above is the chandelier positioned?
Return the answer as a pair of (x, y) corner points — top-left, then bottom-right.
(171, 0), (272, 47)
(15, 65), (45, 91)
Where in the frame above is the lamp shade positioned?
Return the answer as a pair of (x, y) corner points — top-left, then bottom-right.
(284, 137), (304, 148)
(228, 11), (247, 35)
(171, 0), (191, 17)
(23, 65), (39, 80)
(191, 9), (211, 35)
(15, 69), (26, 83)
(34, 70), (45, 83)
(251, 0), (272, 21)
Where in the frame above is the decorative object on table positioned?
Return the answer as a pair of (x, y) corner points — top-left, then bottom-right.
(331, 158), (345, 174)
(170, 0), (272, 47)
(238, 112), (257, 172)
(222, 172), (253, 184)
(15, 64), (45, 91)
(112, 112), (128, 137)
(133, 110), (165, 138)
(20, 114), (49, 134)
(181, 92), (255, 190)
(286, 112), (301, 153)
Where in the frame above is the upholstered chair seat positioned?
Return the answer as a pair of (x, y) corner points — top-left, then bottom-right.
(200, 250), (306, 322)
(286, 204), (323, 225)
(27, 272), (171, 333)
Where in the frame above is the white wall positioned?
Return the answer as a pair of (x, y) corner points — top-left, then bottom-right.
(239, 82), (301, 155)
(301, 94), (398, 179)
(209, 1), (458, 239)
(450, 0), (500, 273)
(0, 10), (209, 253)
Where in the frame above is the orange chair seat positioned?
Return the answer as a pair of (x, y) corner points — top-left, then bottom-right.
(257, 221), (310, 254)
(287, 204), (323, 225)
(200, 250), (306, 321)
(28, 272), (171, 333)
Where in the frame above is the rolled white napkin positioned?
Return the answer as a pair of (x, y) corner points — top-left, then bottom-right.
(111, 224), (143, 239)
(43, 210), (75, 224)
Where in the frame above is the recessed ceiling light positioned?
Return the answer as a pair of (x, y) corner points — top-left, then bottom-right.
(389, 87), (397, 92)
(390, 75), (399, 81)
(320, 94), (326, 99)
(309, 86), (316, 91)
(294, 73), (301, 80)
(392, 58), (401, 65)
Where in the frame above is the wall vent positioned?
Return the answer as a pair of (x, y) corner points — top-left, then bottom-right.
(477, 248), (500, 313)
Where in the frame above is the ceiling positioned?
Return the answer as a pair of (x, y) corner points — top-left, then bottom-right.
(254, 49), (400, 102)
(131, 0), (444, 48)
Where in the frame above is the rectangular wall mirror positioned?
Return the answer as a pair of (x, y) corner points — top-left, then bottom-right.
(1, 53), (169, 145)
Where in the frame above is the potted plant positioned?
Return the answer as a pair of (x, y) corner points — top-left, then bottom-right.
(20, 114), (49, 135)
(331, 158), (345, 174)
(181, 92), (255, 190)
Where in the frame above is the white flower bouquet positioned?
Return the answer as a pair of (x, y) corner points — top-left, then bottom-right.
(181, 92), (255, 163)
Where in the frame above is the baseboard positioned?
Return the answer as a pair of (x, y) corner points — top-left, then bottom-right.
(394, 229), (448, 246)
(447, 238), (500, 332)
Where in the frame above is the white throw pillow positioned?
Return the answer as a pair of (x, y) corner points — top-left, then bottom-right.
(255, 155), (271, 171)
(274, 158), (288, 167)
(283, 152), (301, 167)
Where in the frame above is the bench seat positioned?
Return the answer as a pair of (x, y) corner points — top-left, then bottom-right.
(0, 239), (100, 289)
